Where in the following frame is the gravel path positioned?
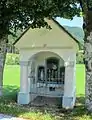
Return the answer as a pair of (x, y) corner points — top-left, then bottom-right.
(0, 114), (26, 120)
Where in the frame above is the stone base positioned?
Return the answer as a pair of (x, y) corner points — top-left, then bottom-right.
(62, 96), (75, 109)
(18, 92), (30, 104)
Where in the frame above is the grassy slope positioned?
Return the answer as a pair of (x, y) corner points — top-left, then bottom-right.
(3, 64), (85, 96)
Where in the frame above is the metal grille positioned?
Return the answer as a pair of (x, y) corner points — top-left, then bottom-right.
(29, 58), (65, 97)
(37, 66), (65, 84)
(29, 68), (65, 97)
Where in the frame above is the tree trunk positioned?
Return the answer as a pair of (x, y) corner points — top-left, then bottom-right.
(84, 11), (92, 111)
(0, 36), (7, 96)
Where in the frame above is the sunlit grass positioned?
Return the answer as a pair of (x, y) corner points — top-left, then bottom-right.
(3, 65), (20, 87)
(3, 64), (85, 96)
(1, 64), (87, 120)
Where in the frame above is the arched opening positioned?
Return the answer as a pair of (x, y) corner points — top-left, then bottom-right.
(28, 51), (65, 98)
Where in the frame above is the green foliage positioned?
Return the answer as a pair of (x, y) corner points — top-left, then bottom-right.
(8, 25), (84, 45)
(76, 51), (84, 64)
(3, 85), (19, 101)
(0, 0), (82, 39)
(0, 95), (91, 120)
(5, 53), (19, 65)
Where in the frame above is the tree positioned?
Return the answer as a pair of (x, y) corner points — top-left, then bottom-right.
(0, 0), (81, 96)
(0, 0), (92, 111)
(80, 0), (92, 111)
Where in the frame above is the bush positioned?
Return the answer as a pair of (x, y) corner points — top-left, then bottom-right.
(5, 53), (19, 65)
(76, 51), (84, 64)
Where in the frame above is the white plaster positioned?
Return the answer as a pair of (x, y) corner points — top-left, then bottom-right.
(20, 61), (29, 66)
(18, 50), (77, 108)
(62, 52), (76, 108)
(15, 19), (79, 51)
(18, 92), (30, 104)
(64, 53), (76, 96)
(19, 48), (76, 62)
(15, 19), (79, 108)
(20, 62), (29, 93)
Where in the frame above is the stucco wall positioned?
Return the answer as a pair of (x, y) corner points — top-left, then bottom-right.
(34, 51), (64, 66)
(22, 49), (76, 98)
(16, 19), (78, 107)
(18, 48), (76, 106)
(15, 19), (79, 51)
(19, 48), (76, 62)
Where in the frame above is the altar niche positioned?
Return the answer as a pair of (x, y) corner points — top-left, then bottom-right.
(28, 53), (65, 99)
(37, 57), (65, 85)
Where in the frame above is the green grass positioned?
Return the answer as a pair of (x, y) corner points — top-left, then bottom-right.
(0, 96), (92, 120)
(3, 65), (20, 87)
(76, 64), (85, 96)
(3, 64), (85, 96)
(0, 64), (88, 120)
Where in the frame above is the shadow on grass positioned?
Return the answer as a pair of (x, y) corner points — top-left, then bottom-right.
(25, 95), (92, 120)
(0, 86), (92, 120)
(3, 85), (19, 101)
(0, 85), (30, 117)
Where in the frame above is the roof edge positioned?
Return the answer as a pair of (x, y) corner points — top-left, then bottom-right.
(52, 18), (80, 45)
(13, 18), (81, 46)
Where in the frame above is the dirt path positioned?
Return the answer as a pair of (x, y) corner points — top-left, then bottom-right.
(0, 114), (26, 120)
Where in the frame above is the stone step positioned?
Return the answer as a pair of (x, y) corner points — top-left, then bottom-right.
(31, 96), (62, 107)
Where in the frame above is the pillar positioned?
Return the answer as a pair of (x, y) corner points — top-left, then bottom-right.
(62, 60), (76, 109)
(18, 61), (30, 104)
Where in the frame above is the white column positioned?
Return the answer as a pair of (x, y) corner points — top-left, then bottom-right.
(18, 61), (30, 104)
(20, 61), (29, 93)
(62, 60), (76, 109)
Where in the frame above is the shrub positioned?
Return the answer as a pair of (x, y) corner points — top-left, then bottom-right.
(5, 53), (19, 65)
(76, 51), (84, 64)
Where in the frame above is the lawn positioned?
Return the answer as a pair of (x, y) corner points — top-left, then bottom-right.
(76, 64), (85, 96)
(3, 65), (20, 87)
(3, 64), (85, 96)
(0, 64), (89, 120)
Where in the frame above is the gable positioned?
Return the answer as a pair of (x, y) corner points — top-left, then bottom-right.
(15, 19), (79, 51)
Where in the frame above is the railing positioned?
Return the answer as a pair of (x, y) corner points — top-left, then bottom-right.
(29, 79), (64, 97)
(38, 77), (64, 84)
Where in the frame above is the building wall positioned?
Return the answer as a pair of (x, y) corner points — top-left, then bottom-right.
(16, 19), (78, 107)
(34, 52), (64, 66)
(19, 48), (76, 98)
(18, 48), (76, 107)
(19, 48), (76, 62)
(15, 19), (79, 51)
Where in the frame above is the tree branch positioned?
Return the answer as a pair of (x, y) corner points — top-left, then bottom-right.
(78, 0), (84, 11)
